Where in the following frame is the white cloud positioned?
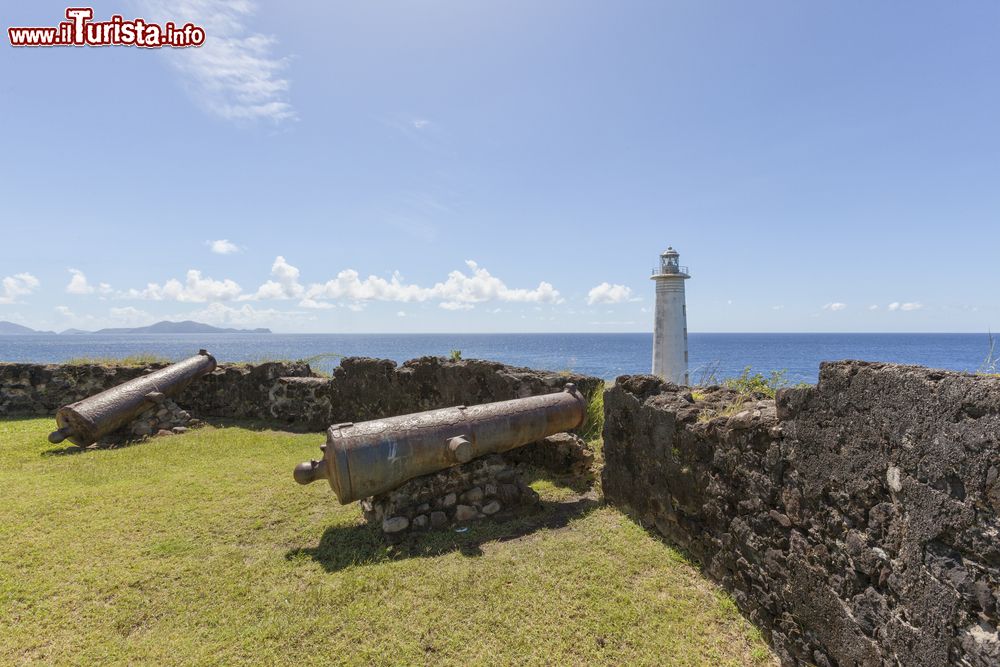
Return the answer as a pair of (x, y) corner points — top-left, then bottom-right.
(141, 1), (295, 123)
(298, 298), (334, 310)
(888, 301), (924, 312)
(53, 305), (102, 332)
(440, 301), (474, 311)
(0, 273), (40, 304)
(66, 269), (94, 295)
(305, 259), (561, 309)
(208, 239), (241, 255)
(66, 270), (114, 297)
(385, 114), (436, 141)
(439, 260), (561, 305)
(396, 311), (407, 317)
(53, 304), (154, 330)
(183, 302), (287, 327)
(123, 269), (242, 302)
(868, 304), (880, 311)
(586, 282), (638, 305)
(772, 305), (784, 311)
(306, 269), (421, 303)
(115, 257), (562, 313)
(246, 255), (304, 300)
(108, 306), (156, 326)
(823, 302), (847, 311)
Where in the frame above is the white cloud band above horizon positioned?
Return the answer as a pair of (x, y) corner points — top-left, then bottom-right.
(84, 257), (566, 311)
(889, 301), (924, 312)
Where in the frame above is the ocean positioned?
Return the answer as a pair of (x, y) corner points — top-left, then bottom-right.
(0, 333), (992, 383)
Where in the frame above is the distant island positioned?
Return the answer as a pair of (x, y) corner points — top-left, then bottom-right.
(0, 321), (54, 335)
(0, 320), (271, 335)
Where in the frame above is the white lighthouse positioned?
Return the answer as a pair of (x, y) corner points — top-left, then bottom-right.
(651, 246), (690, 385)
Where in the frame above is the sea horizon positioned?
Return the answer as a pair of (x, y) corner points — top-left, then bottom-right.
(3, 329), (990, 336)
(1, 331), (993, 384)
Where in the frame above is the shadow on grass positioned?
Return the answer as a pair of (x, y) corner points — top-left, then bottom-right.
(197, 416), (325, 435)
(287, 496), (601, 573)
(41, 445), (91, 457)
(38, 417), (325, 457)
(40, 436), (154, 457)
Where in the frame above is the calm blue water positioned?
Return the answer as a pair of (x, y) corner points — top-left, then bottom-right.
(0, 333), (992, 383)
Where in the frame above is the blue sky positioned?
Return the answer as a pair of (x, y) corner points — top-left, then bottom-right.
(1, 1), (997, 333)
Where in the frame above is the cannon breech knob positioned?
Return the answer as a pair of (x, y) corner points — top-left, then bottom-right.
(293, 459), (328, 485)
(48, 427), (71, 444)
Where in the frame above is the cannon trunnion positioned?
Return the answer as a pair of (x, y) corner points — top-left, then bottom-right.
(294, 384), (587, 504)
(48, 350), (217, 447)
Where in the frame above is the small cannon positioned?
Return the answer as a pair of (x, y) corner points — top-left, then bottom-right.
(294, 384), (587, 504)
(48, 350), (217, 447)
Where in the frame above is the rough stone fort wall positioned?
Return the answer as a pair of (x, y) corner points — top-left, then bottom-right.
(603, 361), (999, 666)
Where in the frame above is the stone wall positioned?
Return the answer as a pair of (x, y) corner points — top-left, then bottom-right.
(0, 360), (312, 418)
(602, 362), (1000, 666)
(0, 356), (601, 433)
(265, 356), (602, 430)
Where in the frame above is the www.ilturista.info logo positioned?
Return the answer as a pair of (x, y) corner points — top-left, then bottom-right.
(8, 7), (205, 48)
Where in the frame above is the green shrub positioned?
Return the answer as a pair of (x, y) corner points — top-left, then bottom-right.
(579, 383), (605, 443)
(977, 332), (999, 376)
(64, 354), (170, 367)
(299, 352), (344, 377)
(723, 367), (789, 399)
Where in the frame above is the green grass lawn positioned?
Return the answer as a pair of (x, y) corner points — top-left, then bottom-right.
(0, 418), (774, 666)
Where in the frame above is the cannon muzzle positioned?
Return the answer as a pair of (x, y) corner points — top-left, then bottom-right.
(48, 350), (217, 447)
(295, 383), (587, 503)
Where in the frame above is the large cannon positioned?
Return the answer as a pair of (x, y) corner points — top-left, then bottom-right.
(48, 350), (217, 447)
(294, 384), (587, 504)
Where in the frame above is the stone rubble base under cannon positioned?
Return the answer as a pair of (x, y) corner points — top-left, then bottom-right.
(363, 433), (594, 538)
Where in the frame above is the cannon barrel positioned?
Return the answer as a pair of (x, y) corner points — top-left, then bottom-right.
(48, 350), (217, 447)
(294, 384), (587, 504)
